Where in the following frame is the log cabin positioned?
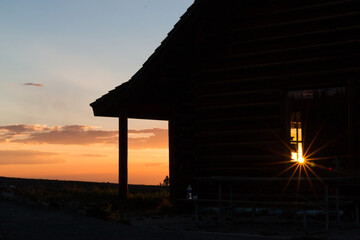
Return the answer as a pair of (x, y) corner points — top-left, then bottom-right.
(91, 0), (360, 200)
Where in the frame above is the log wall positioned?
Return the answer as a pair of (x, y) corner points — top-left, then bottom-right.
(170, 0), (360, 198)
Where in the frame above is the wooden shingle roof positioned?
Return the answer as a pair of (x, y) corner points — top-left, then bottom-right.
(90, 0), (200, 119)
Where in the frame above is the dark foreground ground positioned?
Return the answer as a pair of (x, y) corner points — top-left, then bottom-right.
(0, 199), (249, 240)
(1, 177), (360, 240)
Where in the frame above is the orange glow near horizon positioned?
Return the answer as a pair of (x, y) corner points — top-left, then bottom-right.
(0, 122), (169, 185)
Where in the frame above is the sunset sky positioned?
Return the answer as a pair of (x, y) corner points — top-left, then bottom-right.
(0, 0), (194, 185)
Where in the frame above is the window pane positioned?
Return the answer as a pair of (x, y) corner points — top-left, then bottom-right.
(288, 86), (347, 169)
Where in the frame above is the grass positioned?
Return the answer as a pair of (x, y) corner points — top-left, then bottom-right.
(0, 177), (172, 224)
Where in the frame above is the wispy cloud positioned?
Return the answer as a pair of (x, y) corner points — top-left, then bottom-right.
(9, 125), (118, 145)
(0, 124), (60, 141)
(0, 124), (168, 149)
(0, 124), (54, 134)
(22, 83), (44, 87)
(128, 128), (168, 149)
(0, 150), (66, 165)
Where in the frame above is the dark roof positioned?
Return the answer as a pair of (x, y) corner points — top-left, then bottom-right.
(90, 0), (199, 118)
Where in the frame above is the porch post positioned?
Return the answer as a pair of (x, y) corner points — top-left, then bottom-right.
(169, 119), (175, 199)
(119, 114), (128, 199)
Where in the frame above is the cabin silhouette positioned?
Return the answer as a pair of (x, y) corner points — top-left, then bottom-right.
(91, 0), (360, 200)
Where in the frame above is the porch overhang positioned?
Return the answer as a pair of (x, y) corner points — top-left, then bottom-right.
(90, 81), (172, 120)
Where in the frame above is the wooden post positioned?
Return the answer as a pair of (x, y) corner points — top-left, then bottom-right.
(169, 119), (176, 200)
(119, 114), (128, 200)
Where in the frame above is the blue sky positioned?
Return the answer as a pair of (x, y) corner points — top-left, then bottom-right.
(0, 0), (194, 130)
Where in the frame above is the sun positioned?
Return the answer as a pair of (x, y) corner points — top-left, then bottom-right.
(297, 155), (305, 164)
(291, 144), (305, 164)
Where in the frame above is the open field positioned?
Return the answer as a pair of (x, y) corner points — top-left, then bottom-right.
(0, 176), (170, 222)
(1, 177), (360, 239)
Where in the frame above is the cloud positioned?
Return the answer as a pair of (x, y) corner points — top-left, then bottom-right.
(11, 125), (118, 145)
(0, 124), (59, 142)
(0, 124), (53, 134)
(128, 128), (168, 149)
(0, 124), (31, 133)
(22, 83), (44, 87)
(0, 124), (168, 149)
(0, 150), (66, 165)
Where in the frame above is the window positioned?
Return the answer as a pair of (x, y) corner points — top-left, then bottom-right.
(288, 87), (347, 169)
(290, 112), (303, 163)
